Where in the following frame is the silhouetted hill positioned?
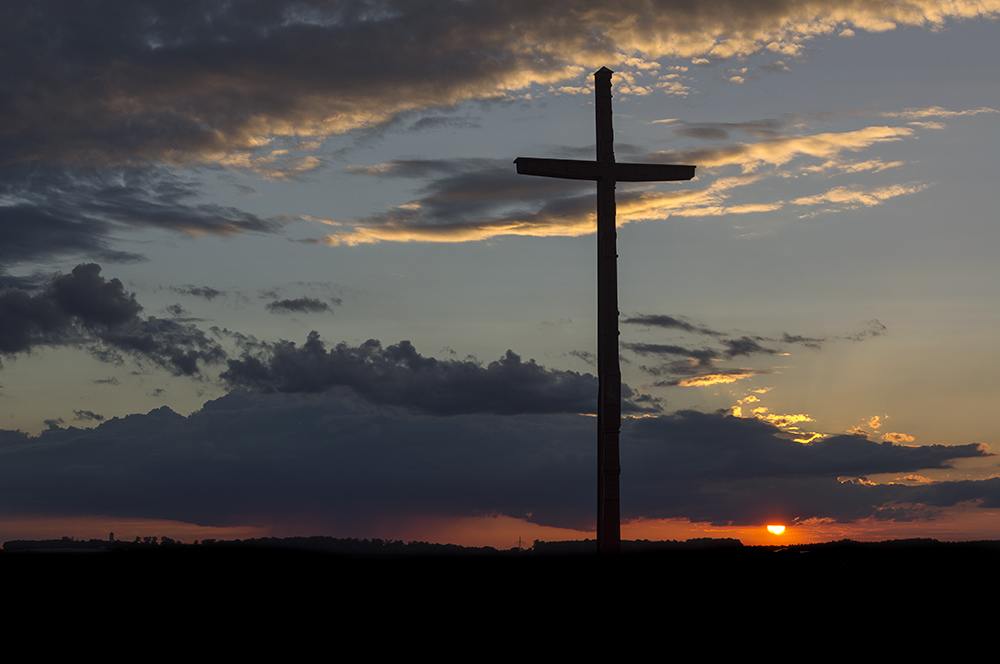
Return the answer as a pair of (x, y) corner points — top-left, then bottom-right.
(6, 534), (999, 572)
(5, 536), (998, 628)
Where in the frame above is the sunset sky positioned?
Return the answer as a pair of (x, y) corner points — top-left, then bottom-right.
(1, 0), (999, 548)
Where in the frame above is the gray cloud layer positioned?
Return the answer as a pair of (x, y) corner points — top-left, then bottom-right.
(0, 393), (991, 531)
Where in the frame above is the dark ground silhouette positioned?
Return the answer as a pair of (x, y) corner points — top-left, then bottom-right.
(6, 536), (997, 632)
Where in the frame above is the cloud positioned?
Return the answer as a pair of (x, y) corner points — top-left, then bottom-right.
(95, 316), (227, 377)
(669, 118), (788, 140)
(672, 370), (766, 387)
(0, 263), (225, 375)
(220, 331), (660, 417)
(623, 315), (886, 387)
(624, 411), (996, 526)
(309, 158), (597, 245)
(876, 106), (1000, 120)
(0, 164), (289, 274)
(0, 263), (140, 354)
(310, 116), (947, 245)
(73, 410), (105, 422)
(722, 336), (779, 358)
(623, 314), (724, 336)
(6, 1), (997, 169)
(791, 182), (930, 209)
(265, 298), (335, 314)
(170, 285), (226, 301)
(626, 342), (718, 368)
(650, 126), (915, 172)
(4, 2), (995, 262)
(0, 394), (992, 531)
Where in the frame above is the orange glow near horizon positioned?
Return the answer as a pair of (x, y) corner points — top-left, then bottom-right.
(767, 524), (786, 535)
(5, 506), (1000, 550)
(0, 515), (267, 545)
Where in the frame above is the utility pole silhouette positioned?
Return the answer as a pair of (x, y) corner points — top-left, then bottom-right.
(515, 67), (696, 554)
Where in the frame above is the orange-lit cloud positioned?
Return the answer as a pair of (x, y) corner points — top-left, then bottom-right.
(676, 370), (759, 386)
(750, 407), (815, 428)
(893, 474), (935, 484)
(733, 404), (823, 442)
(652, 126), (915, 172)
(876, 106), (1000, 119)
(791, 182), (930, 209)
(312, 118), (941, 246)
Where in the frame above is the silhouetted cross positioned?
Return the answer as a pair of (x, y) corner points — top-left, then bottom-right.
(515, 67), (696, 554)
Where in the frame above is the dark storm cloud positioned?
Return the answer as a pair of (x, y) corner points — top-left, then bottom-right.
(0, 263), (139, 354)
(97, 317), (227, 376)
(2, 0), (587, 167)
(625, 411), (995, 525)
(0, 263), (224, 375)
(5, 0), (988, 168)
(265, 297), (335, 314)
(0, 394), (991, 531)
(220, 331), (659, 416)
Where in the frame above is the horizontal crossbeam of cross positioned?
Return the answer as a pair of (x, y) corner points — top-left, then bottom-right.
(514, 157), (695, 182)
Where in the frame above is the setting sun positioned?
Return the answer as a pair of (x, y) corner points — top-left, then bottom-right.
(767, 525), (786, 535)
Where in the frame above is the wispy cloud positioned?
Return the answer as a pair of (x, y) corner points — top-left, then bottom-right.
(622, 315), (886, 390)
(0, 164), (291, 275)
(265, 297), (337, 314)
(308, 113), (971, 245)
